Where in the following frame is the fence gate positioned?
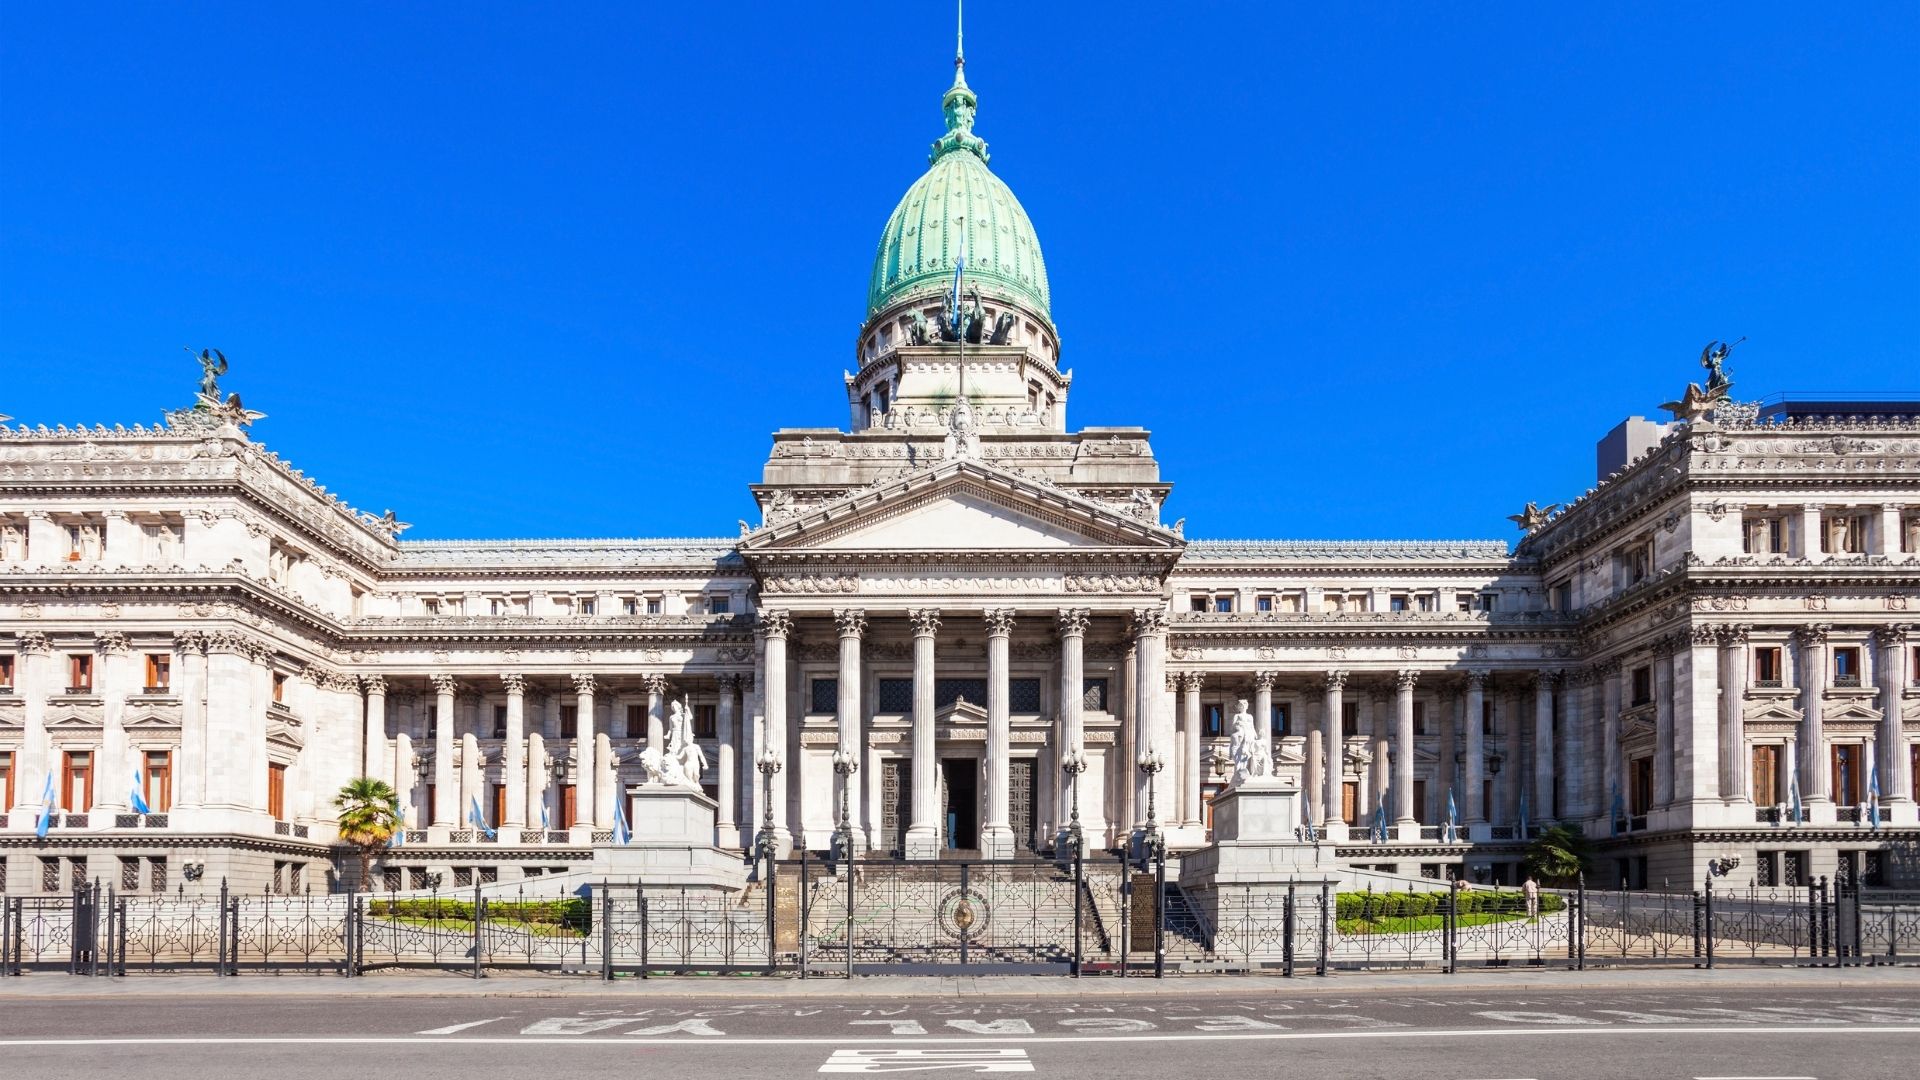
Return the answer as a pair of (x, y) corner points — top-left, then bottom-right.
(793, 856), (1118, 975)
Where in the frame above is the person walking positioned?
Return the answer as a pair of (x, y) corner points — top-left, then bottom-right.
(1523, 875), (1540, 919)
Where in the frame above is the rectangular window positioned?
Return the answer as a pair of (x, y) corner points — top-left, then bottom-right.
(1551, 583), (1572, 612)
(1189, 595), (1209, 613)
(1755, 850), (1779, 887)
(1744, 515), (1786, 554)
(622, 598), (639, 616)
(272, 671), (287, 703)
(68, 653), (93, 693)
(559, 705), (578, 739)
(1623, 541), (1653, 585)
(1482, 700), (1494, 736)
(60, 751), (92, 812)
(1753, 646), (1783, 686)
(1751, 745), (1779, 806)
(0, 750), (13, 809)
(579, 598), (596, 616)
(144, 750), (172, 813)
(809, 678), (839, 714)
(492, 704), (507, 739)
(144, 653), (170, 691)
(1456, 593), (1473, 613)
(422, 598), (440, 615)
(625, 703), (645, 740)
(710, 595), (731, 615)
(0, 654), (13, 689)
(933, 678), (987, 708)
(1008, 678), (1042, 712)
(1341, 702), (1358, 739)
(1629, 756), (1653, 815)
(1833, 646), (1862, 687)
(876, 678), (913, 713)
(1082, 677), (1108, 712)
(492, 783), (507, 830)
(1631, 666), (1653, 707)
(693, 703), (717, 738)
(1255, 595), (1273, 613)
(1389, 594), (1408, 613)
(1213, 595), (1233, 613)
(645, 598), (661, 615)
(1479, 592), (1499, 613)
(1413, 700), (1428, 736)
(1203, 702), (1225, 738)
(559, 784), (577, 829)
(267, 762), (287, 819)
(1832, 744), (1862, 806)
(1270, 701), (1290, 739)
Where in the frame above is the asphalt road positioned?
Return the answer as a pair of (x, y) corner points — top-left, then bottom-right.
(2, 986), (1912, 1079)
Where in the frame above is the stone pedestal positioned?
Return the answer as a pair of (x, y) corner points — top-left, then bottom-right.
(1179, 781), (1339, 961)
(589, 784), (747, 891)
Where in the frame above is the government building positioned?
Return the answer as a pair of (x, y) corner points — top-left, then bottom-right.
(3, 43), (1917, 899)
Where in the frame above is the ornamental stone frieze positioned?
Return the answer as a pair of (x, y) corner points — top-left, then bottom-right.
(762, 574), (859, 594)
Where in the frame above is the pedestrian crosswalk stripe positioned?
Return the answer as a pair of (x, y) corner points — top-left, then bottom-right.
(820, 1048), (1035, 1072)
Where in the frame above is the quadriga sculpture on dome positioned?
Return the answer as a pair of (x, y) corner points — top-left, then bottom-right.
(639, 698), (708, 789)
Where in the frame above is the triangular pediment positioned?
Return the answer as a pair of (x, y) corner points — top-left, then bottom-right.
(937, 698), (988, 725)
(1823, 701), (1882, 723)
(742, 459), (1182, 556)
(47, 713), (102, 729)
(125, 713), (181, 730)
(1745, 701), (1803, 723)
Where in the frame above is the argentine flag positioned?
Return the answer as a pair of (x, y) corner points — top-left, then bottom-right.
(1445, 788), (1459, 843)
(467, 794), (496, 840)
(1371, 787), (1389, 843)
(34, 773), (55, 839)
(130, 769), (152, 816)
(1609, 782), (1625, 837)
(540, 799), (550, 830)
(1867, 762), (1882, 832)
(948, 247), (967, 337)
(1787, 770), (1803, 827)
(613, 796), (632, 846)
(1301, 789), (1316, 842)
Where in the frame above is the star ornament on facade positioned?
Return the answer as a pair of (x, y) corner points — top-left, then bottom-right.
(1660, 381), (1720, 424)
(1507, 501), (1560, 533)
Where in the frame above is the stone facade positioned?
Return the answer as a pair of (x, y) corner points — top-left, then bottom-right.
(3, 47), (1918, 897)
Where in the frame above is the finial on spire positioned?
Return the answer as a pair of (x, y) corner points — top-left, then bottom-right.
(957, 0), (965, 64)
(932, 0), (987, 163)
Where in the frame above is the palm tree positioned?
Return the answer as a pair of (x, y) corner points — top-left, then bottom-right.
(1522, 822), (1595, 886)
(334, 777), (402, 893)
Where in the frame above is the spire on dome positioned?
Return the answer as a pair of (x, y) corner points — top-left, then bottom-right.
(932, 0), (988, 164)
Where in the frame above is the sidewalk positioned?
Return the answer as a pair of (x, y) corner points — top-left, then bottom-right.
(2, 964), (1915, 1000)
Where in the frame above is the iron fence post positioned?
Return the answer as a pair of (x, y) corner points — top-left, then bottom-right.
(1575, 871), (1586, 971)
(1317, 881), (1330, 977)
(1705, 875), (1716, 970)
(639, 885), (651, 979)
(1851, 881), (1863, 966)
(765, 847), (778, 976)
(798, 847), (809, 979)
(1283, 881), (1296, 978)
(600, 883), (613, 981)
(216, 879), (229, 977)
(845, 846), (855, 981)
(1118, 854), (1130, 978)
(958, 862), (971, 969)
(1817, 876), (1830, 961)
(471, 884), (484, 980)
(1153, 839), (1166, 979)
(1072, 848), (1083, 978)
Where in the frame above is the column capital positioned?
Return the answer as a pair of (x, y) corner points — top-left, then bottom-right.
(1872, 624), (1910, 648)
(909, 608), (942, 637)
(430, 673), (458, 696)
(1718, 622), (1753, 647)
(1252, 669), (1277, 690)
(1178, 670), (1205, 692)
(834, 608), (868, 639)
(361, 674), (389, 696)
(758, 609), (793, 639)
(1537, 669), (1564, 689)
(499, 673), (526, 696)
(1793, 623), (1832, 648)
(1130, 607), (1169, 636)
(641, 672), (669, 696)
(97, 631), (131, 655)
(1395, 669), (1420, 691)
(984, 608), (1016, 638)
(1464, 668), (1489, 690)
(168, 629), (203, 655)
(571, 672), (597, 696)
(1324, 669), (1348, 691)
(1056, 607), (1091, 638)
(716, 671), (743, 692)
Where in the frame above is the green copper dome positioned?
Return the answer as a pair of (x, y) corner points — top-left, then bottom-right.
(865, 54), (1052, 323)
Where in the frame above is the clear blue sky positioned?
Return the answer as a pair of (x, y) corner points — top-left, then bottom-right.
(4, 3), (1915, 542)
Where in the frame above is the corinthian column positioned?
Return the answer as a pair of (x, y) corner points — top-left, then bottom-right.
(1056, 608), (1090, 838)
(1534, 671), (1559, 823)
(834, 608), (868, 851)
(1876, 626), (1911, 812)
(501, 674), (526, 831)
(643, 673), (668, 757)
(982, 609), (1015, 858)
(1719, 626), (1751, 803)
(1394, 669), (1418, 828)
(1253, 670), (1276, 776)
(1795, 625), (1830, 803)
(716, 672), (740, 847)
(905, 609), (941, 859)
(1322, 670), (1347, 831)
(573, 673), (603, 829)
(759, 611), (793, 855)
(430, 674), (456, 828)
(1129, 608), (1169, 836)
(362, 676), (389, 785)
(1463, 670), (1487, 824)
(1180, 671), (1204, 826)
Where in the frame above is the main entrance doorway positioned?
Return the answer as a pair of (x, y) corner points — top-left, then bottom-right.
(940, 758), (979, 851)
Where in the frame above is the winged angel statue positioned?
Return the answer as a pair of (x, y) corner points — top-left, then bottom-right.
(639, 698), (708, 789)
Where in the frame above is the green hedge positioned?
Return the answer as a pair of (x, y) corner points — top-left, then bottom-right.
(1335, 890), (1563, 920)
(368, 897), (590, 927)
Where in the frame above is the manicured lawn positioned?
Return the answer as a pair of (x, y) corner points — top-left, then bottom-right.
(1337, 911), (1535, 935)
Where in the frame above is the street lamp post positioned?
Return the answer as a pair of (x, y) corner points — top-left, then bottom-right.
(831, 747), (858, 979)
(1135, 748), (1167, 979)
(755, 746), (783, 974)
(1061, 749), (1089, 977)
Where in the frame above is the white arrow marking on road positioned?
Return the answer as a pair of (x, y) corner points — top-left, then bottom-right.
(416, 1018), (510, 1036)
(821, 1049), (1033, 1073)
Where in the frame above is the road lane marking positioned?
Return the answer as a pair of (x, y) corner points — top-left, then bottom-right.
(1694, 1076), (1817, 1079)
(821, 1049), (1033, 1073)
(416, 1018), (511, 1035)
(0, 1026), (1910, 1047)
